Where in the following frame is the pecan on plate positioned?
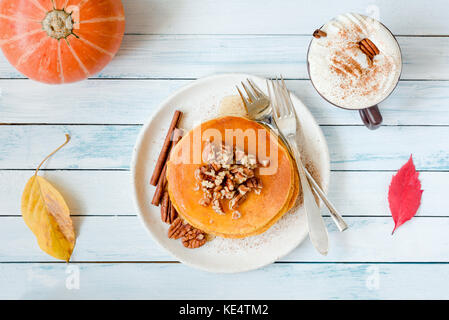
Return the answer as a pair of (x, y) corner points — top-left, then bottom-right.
(168, 217), (192, 239)
(182, 228), (207, 249)
(168, 201), (178, 224)
(161, 192), (178, 224)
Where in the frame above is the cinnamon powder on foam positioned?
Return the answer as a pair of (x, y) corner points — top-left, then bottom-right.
(328, 29), (392, 100)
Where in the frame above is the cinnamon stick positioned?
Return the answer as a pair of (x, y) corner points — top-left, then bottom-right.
(160, 191), (170, 223)
(151, 128), (184, 206)
(150, 110), (183, 186)
(151, 164), (168, 206)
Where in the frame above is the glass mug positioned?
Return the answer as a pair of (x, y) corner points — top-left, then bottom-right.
(307, 16), (402, 130)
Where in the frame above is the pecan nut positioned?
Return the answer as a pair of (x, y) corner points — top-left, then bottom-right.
(229, 193), (246, 210)
(212, 199), (225, 215)
(168, 201), (178, 224)
(168, 217), (192, 239)
(359, 38), (379, 60)
(195, 141), (264, 216)
(182, 228), (207, 249)
(199, 197), (212, 207)
(313, 29), (327, 38)
(232, 211), (242, 220)
(238, 184), (250, 195)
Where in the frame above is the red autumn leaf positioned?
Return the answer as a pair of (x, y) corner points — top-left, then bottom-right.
(388, 155), (423, 234)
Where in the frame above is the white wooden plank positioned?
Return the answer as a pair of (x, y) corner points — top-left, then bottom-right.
(52, 36), (449, 81)
(327, 171), (445, 217)
(123, 0), (449, 35)
(1, 80), (449, 126)
(2, 216), (449, 263)
(0, 36), (448, 80)
(0, 80), (188, 124)
(324, 125), (449, 171)
(0, 125), (139, 170)
(1, 262), (448, 299)
(0, 171), (445, 217)
(0, 171), (135, 216)
(0, 125), (447, 170)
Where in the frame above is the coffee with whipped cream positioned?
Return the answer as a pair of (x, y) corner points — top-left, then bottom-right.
(308, 13), (402, 110)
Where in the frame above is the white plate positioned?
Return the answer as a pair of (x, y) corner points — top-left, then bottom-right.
(131, 74), (330, 273)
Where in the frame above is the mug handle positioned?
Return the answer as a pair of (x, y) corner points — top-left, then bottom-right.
(359, 105), (383, 130)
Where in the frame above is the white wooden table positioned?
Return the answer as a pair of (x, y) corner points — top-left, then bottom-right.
(1, 0), (449, 299)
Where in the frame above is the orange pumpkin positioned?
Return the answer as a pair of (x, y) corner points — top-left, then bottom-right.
(0, 0), (125, 84)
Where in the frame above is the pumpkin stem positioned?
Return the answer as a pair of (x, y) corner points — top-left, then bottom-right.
(42, 10), (74, 40)
(35, 134), (71, 177)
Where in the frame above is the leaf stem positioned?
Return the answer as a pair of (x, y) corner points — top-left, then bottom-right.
(35, 134), (71, 176)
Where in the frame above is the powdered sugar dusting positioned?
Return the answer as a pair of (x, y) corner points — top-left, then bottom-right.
(206, 204), (304, 254)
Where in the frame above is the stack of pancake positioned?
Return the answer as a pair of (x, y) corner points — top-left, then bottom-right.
(166, 116), (300, 238)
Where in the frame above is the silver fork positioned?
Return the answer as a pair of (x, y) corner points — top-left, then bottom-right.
(268, 78), (328, 255)
(237, 78), (348, 232)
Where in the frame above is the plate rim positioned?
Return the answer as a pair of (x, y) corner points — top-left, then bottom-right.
(130, 73), (330, 273)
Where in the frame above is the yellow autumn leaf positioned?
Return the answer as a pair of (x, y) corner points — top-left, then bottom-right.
(21, 134), (75, 261)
